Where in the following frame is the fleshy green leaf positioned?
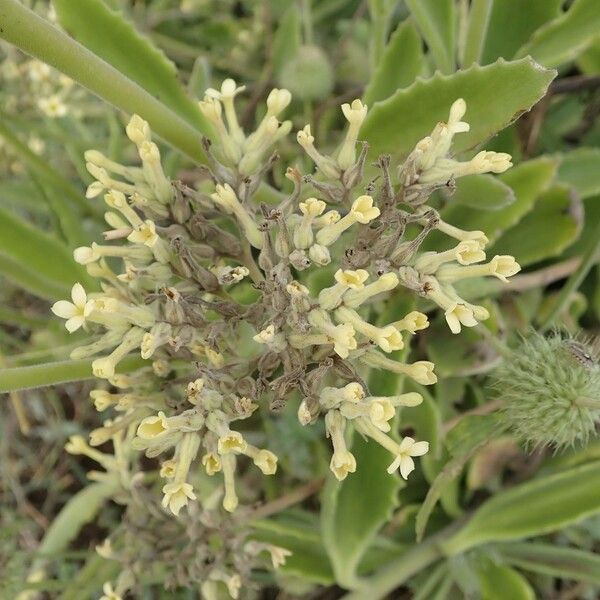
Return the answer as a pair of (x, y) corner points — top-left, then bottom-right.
(476, 557), (535, 600)
(0, 355), (147, 393)
(557, 147), (600, 199)
(0, 0), (208, 162)
(516, 0), (600, 67)
(442, 461), (600, 555)
(363, 19), (425, 105)
(497, 542), (600, 584)
(0, 205), (91, 299)
(250, 514), (334, 585)
(320, 300), (411, 588)
(480, 0), (563, 65)
(53, 0), (209, 133)
(360, 58), (555, 162)
(446, 174), (516, 211)
(489, 184), (583, 267)
(405, 0), (455, 74)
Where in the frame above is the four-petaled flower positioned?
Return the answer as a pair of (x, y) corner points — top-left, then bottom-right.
(387, 437), (430, 479)
(51, 283), (90, 332)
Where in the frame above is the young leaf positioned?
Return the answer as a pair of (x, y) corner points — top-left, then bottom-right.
(271, 4), (302, 76)
(489, 184), (583, 267)
(52, 0), (208, 133)
(497, 542), (600, 584)
(363, 19), (425, 106)
(480, 0), (563, 65)
(441, 461), (600, 555)
(360, 58), (555, 162)
(476, 557), (535, 600)
(0, 0), (208, 162)
(516, 0), (600, 67)
(405, 0), (455, 74)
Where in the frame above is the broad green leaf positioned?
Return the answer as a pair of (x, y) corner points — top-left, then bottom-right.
(53, 0), (209, 133)
(251, 515), (334, 585)
(405, 0), (455, 74)
(442, 461), (600, 555)
(462, 0), (493, 67)
(423, 157), (558, 252)
(476, 558), (535, 600)
(446, 173), (516, 211)
(0, 0), (207, 162)
(321, 301), (410, 588)
(557, 148), (600, 199)
(516, 0), (600, 67)
(497, 542), (600, 584)
(0, 205), (91, 298)
(426, 320), (483, 376)
(361, 58), (555, 162)
(489, 184), (583, 267)
(0, 355), (147, 393)
(363, 19), (425, 105)
(480, 0), (563, 65)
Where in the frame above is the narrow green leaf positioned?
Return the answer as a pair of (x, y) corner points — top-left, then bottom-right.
(516, 0), (600, 67)
(363, 19), (424, 105)
(271, 4), (302, 76)
(557, 148), (600, 199)
(0, 355), (147, 393)
(447, 174), (516, 211)
(361, 58), (555, 162)
(405, 0), (455, 74)
(489, 184), (583, 267)
(52, 0), (208, 133)
(0, 118), (93, 217)
(442, 461), (600, 555)
(462, 0), (493, 67)
(445, 414), (504, 458)
(497, 542), (600, 584)
(0, 0), (209, 162)
(480, 0), (562, 65)
(0, 205), (91, 297)
(0, 252), (71, 300)
(476, 557), (535, 600)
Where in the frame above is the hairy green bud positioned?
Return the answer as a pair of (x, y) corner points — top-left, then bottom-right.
(492, 332), (600, 451)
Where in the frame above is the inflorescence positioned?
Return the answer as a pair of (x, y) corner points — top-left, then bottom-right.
(51, 81), (520, 598)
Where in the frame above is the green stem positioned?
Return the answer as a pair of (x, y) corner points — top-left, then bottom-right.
(0, 354), (147, 393)
(0, 0), (209, 163)
(539, 218), (600, 332)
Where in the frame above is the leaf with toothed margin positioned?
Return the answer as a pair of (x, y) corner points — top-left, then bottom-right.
(360, 57), (555, 162)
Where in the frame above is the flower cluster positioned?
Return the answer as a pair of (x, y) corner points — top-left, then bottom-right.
(51, 80), (521, 596)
